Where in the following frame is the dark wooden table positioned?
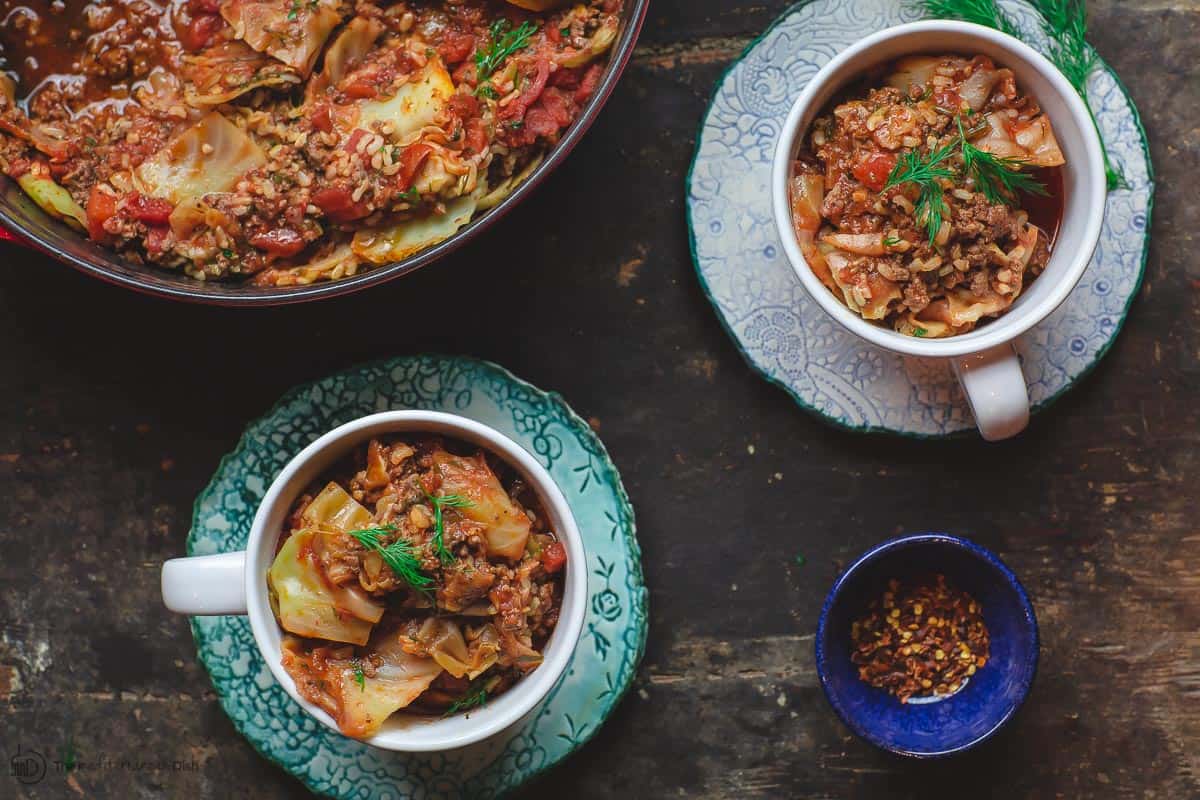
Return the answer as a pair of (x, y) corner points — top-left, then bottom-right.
(2, 1), (1197, 797)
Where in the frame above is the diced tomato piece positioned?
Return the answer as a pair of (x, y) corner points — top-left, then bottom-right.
(852, 152), (897, 193)
(497, 58), (550, 122)
(509, 86), (573, 146)
(451, 60), (476, 87)
(437, 31), (476, 66)
(396, 143), (433, 190)
(311, 187), (370, 223)
(249, 228), (306, 258)
(541, 541), (567, 574)
(310, 104), (333, 133)
(342, 80), (378, 99)
(540, 89), (573, 126)
(85, 185), (118, 242)
(124, 193), (175, 225)
(144, 225), (171, 254)
(575, 63), (603, 104)
(447, 93), (480, 121)
(549, 66), (583, 90)
(343, 129), (369, 155)
(179, 13), (223, 51)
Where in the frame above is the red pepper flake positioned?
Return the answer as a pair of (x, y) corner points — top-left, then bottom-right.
(850, 574), (990, 703)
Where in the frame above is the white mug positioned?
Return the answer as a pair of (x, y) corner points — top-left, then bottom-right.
(161, 410), (587, 751)
(772, 21), (1107, 441)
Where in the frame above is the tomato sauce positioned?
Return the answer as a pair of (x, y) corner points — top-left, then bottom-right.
(1020, 165), (1064, 248)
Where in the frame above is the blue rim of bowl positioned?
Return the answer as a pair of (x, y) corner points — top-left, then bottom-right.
(684, 0), (1156, 439)
(814, 533), (1040, 758)
(0, 0), (649, 307)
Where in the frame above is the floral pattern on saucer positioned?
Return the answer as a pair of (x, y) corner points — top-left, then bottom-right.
(188, 356), (647, 798)
(687, 0), (1153, 436)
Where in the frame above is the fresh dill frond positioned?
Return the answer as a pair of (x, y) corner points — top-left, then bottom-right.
(916, 182), (948, 247)
(1026, 0), (1126, 188)
(348, 525), (433, 593)
(885, 142), (957, 192)
(474, 19), (537, 85)
(1028, 0), (1096, 91)
(957, 118), (1047, 204)
(425, 493), (475, 566)
(962, 144), (1048, 203)
(918, 0), (1021, 37)
(884, 142), (957, 245)
(443, 685), (488, 717)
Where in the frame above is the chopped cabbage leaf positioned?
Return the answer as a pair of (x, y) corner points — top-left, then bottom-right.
(885, 56), (940, 94)
(350, 193), (477, 265)
(220, 0), (342, 75)
(307, 17), (383, 102)
(416, 619), (501, 680)
(431, 447), (532, 561)
(558, 11), (618, 68)
(357, 58), (454, 141)
(477, 152), (543, 211)
(184, 41), (301, 106)
(973, 112), (1065, 168)
(18, 173), (87, 230)
(824, 249), (901, 321)
(337, 630), (443, 738)
(268, 528), (376, 645)
(135, 112), (266, 205)
(301, 481), (374, 531)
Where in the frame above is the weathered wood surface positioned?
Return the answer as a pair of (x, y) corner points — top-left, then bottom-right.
(1, 1), (1197, 797)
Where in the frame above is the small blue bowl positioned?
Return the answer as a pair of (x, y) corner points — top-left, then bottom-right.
(815, 533), (1038, 758)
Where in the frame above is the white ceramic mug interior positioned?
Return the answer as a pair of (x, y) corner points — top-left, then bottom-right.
(771, 21), (1106, 440)
(161, 410), (587, 752)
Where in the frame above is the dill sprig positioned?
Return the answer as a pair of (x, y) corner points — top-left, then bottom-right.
(443, 685), (488, 717)
(957, 119), (1049, 204)
(919, 0), (1021, 36)
(884, 120), (1048, 245)
(348, 525), (433, 594)
(425, 492), (474, 565)
(884, 141), (956, 245)
(474, 19), (537, 97)
(917, 0), (1126, 189)
(1027, 0), (1125, 188)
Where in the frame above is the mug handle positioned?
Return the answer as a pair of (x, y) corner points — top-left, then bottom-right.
(952, 343), (1030, 442)
(161, 552), (248, 615)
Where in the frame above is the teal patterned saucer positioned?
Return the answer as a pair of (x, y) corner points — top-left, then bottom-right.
(187, 356), (647, 798)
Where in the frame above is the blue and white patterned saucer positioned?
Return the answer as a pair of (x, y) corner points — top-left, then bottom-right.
(188, 356), (646, 798)
(687, 0), (1153, 436)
